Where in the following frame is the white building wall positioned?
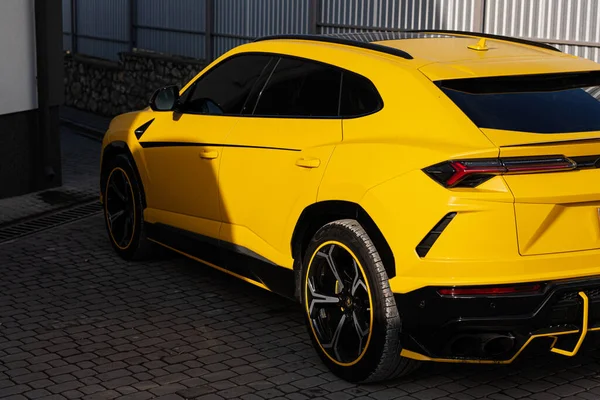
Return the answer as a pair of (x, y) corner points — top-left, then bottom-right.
(0, 0), (37, 115)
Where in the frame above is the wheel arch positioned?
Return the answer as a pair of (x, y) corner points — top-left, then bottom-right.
(101, 141), (147, 208)
(291, 200), (396, 301)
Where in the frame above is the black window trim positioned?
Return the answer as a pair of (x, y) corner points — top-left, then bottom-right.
(177, 51), (384, 120)
(240, 56), (280, 115)
(248, 57), (282, 116)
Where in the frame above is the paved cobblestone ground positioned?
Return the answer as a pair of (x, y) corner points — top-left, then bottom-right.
(3, 214), (600, 400)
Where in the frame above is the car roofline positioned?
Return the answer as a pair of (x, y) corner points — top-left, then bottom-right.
(253, 30), (560, 61)
(253, 34), (414, 60)
(409, 29), (561, 52)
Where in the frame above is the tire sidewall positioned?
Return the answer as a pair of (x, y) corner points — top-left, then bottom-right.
(302, 221), (399, 382)
(103, 154), (146, 260)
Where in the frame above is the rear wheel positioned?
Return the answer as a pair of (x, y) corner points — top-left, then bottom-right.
(103, 154), (154, 260)
(302, 219), (420, 383)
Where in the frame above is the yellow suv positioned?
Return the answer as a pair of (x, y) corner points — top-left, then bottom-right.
(100, 31), (600, 382)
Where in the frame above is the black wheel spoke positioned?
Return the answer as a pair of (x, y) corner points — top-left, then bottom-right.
(109, 179), (126, 202)
(307, 242), (372, 365)
(351, 259), (367, 296)
(120, 216), (130, 246)
(308, 277), (340, 318)
(317, 245), (345, 291)
(352, 310), (369, 357)
(108, 209), (125, 230)
(105, 168), (135, 249)
(321, 313), (347, 361)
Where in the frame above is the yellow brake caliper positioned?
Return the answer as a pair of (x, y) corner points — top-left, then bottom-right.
(550, 291), (589, 357)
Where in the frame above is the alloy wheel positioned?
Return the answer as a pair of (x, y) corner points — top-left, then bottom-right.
(306, 242), (373, 366)
(105, 167), (136, 250)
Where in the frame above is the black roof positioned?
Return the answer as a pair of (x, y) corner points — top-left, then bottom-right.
(254, 30), (560, 61)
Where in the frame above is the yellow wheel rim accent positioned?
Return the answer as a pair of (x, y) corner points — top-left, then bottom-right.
(105, 167), (136, 250)
(305, 240), (374, 367)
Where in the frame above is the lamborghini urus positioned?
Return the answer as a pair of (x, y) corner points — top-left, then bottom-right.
(100, 31), (600, 382)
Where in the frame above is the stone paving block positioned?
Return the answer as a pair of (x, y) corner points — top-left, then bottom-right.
(325, 392), (355, 400)
(61, 389), (84, 398)
(0, 384), (30, 396)
(500, 388), (531, 398)
(24, 388), (53, 398)
(572, 379), (600, 390)
(119, 392), (154, 400)
(47, 381), (84, 394)
(577, 392), (600, 400)
(529, 393), (560, 400)
(195, 394), (225, 400)
(282, 394), (312, 400)
(368, 388), (408, 400)
(83, 389), (122, 399)
(547, 384), (585, 397)
(410, 388), (447, 400)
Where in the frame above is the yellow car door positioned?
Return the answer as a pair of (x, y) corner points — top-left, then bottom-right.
(139, 54), (276, 239)
(218, 56), (344, 285)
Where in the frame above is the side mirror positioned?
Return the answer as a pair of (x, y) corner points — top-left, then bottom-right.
(149, 85), (179, 111)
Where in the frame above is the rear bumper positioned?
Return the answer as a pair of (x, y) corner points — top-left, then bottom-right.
(395, 276), (600, 362)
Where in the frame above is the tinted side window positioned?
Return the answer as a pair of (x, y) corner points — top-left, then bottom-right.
(253, 57), (342, 117)
(181, 54), (274, 115)
(340, 72), (383, 117)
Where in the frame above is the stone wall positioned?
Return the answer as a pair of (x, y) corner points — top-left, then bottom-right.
(64, 50), (207, 117)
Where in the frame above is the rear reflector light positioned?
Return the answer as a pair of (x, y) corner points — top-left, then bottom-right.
(424, 156), (576, 188)
(438, 284), (542, 297)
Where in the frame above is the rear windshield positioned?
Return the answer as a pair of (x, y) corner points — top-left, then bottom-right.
(438, 71), (600, 134)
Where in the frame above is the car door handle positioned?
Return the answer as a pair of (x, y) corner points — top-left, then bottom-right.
(296, 157), (321, 168)
(200, 150), (219, 160)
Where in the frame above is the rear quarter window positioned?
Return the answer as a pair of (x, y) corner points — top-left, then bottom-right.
(340, 71), (383, 117)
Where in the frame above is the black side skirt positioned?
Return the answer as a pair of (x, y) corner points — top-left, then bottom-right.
(146, 222), (295, 300)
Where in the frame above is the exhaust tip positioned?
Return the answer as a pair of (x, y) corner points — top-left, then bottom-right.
(447, 333), (516, 358)
(483, 335), (515, 356)
(450, 335), (478, 356)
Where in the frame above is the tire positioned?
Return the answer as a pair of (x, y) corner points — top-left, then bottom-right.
(103, 154), (154, 260)
(302, 219), (420, 383)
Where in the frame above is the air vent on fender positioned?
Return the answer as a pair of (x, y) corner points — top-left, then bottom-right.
(135, 119), (155, 139)
(416, 212), (457, 258)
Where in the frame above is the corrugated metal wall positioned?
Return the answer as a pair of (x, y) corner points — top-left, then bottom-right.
(64, 0), (600, 65)
(76, 0), (130, 60)
(319, 0), (479, 32)
(484, 0), (600, 64)
(136, 0), (206, 60)
(213, 0), (309, 57)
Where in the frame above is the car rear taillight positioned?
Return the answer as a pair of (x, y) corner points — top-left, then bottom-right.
(423, 156), (576, 188)
(438, 283), (542, 297)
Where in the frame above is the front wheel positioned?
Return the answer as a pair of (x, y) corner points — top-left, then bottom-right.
(302, 219), (420, 383)
(103, 154), (154, 260)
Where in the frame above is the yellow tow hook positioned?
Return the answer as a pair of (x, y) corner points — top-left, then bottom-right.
(549, 291), (589, 357)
